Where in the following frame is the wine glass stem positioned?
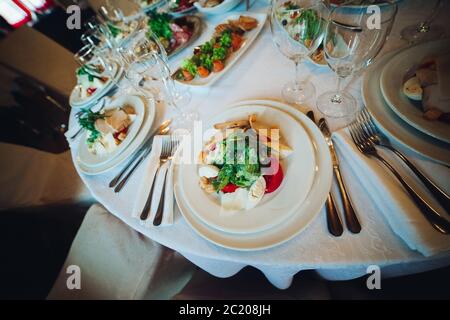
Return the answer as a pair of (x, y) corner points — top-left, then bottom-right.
(331, 76), (344, 104)
(418, 0), (441, 32)
(294, 58), (303, 88)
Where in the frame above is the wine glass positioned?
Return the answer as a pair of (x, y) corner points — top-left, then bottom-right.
(74, 44), (97, 66)
(127, 52), (198, 129)
(316, 1), (397, 119)
(400, 0), (445, 43)
(118, 28), (168, 67)
(270, 0), (328, 105)
(98, 4), (124, 25)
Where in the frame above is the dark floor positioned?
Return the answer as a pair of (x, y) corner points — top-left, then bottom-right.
(0, 203), (450, 300)
(0, 204), (89, 300)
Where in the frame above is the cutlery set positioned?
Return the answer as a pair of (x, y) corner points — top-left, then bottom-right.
(140, 135), (180, 226)
(307, 110), (360, 237)
(349, 109), (450, 234)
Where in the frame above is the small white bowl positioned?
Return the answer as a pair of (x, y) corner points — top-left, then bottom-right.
(194, 0), (243, 15)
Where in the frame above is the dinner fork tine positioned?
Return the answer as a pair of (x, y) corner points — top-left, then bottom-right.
(356, 109), (450, 214)
(348, 123), (450, 234)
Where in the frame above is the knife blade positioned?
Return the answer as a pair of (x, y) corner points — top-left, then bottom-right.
(318, 118), (361, 234)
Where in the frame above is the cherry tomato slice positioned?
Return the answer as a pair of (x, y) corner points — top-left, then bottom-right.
(221, 183), (239, 194)
(263, 157), (284, 194)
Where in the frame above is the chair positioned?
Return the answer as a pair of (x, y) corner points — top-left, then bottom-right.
(47, 204), (196, 299)
(0, 26), (77, 98)
(0, 142), (94, 209)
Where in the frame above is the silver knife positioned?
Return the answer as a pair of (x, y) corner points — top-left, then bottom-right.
(306, 111), (343, 237)
(318, 118), (361, 233)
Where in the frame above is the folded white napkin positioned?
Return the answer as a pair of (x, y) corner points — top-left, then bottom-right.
(333, 129), (450, 256)
(131, 136), (176, 227)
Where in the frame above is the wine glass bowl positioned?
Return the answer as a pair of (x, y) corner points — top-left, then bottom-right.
(270, 0), (328, 105)
(317, 1), (397, 121)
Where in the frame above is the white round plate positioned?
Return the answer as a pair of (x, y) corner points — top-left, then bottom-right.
(76, 95), (146, 168)
(380, 39), (450, 144)
(69, 62), (121, 109)
(174, 99), (332, 250)
(363, 52), (450, 165)
(178, 105), (316, 234)
(76, 96), (156, 175)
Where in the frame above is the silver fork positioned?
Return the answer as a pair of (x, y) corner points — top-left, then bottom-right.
(348, 122), (450, 234)
(140, 136), (179, 223)
(357, 109), (450, 215)
(153, 136), (180, 226)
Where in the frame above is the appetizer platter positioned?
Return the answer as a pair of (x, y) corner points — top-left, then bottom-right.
(146, 10), (202, 57)
(76, 95), (145, 168)
(380, 39), (450, 143)
(176, 105), (317, 234)
(69, 61), (120, 108)
(172, 13), (266, 86)
(174, 100), (332, 249)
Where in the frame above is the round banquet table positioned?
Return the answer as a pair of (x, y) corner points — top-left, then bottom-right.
(69, 0), (450, 289)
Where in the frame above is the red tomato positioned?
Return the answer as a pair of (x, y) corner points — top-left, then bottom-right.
(87, 87), (97, 96)
(263, 157), (284, 193)
(221, 183), (238, 194)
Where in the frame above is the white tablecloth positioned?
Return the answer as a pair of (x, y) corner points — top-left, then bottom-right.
(69, 0), (450, 289)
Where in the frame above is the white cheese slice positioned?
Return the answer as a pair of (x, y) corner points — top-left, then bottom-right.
(220, 188), (249, 211)
(198, 165), (219, 178)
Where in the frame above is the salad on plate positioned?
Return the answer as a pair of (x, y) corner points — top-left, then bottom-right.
(75, 63), (110, 99)
(198, 114), (293, 211)
(78, 105), (137, 155)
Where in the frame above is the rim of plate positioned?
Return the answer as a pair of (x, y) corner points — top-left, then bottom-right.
(76, 96), (156, 175)
(379, 38), (450, 144)
(362, 52), (450, 165)
(178, 105), (317, 234)
(174, 99), (332, 251)
(76, 95), (146, 168)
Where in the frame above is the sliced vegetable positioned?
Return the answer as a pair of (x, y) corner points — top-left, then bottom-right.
(221, 183), (238, 194)
(213, 60), (225, 73)
(231, 33), (243, 51)
(263, 157), (284, 193)
(197, 66), (210, 78)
